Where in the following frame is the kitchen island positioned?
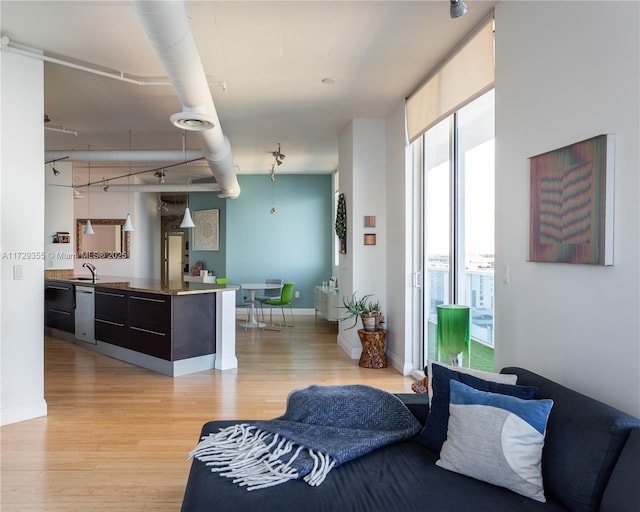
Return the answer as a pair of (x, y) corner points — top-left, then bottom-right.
(45, 276), (238, 377)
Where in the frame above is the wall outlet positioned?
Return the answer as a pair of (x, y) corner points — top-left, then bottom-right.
(294, 291), (300, 298)
(13, 265), (23, 280)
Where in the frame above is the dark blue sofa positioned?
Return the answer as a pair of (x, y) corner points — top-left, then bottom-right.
(181, 367), (640, 512)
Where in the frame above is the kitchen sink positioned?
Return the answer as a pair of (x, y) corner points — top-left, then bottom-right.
(72, 277), (97, 281)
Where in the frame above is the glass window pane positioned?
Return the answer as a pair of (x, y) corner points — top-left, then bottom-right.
(423, 117), (450, 362)
(457, 90), (495, 370)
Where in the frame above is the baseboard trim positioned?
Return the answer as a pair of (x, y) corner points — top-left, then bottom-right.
(1, 399), (48, 426)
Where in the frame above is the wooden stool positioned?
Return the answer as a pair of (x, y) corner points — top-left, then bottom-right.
(357, 329), (388, 368)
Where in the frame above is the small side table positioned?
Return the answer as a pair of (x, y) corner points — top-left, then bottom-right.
(357, 329), (388, 369)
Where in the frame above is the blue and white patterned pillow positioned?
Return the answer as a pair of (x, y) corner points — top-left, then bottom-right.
(416, 362), (538, 452)
(436, 380), (554, 502)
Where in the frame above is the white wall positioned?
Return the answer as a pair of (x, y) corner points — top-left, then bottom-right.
(132, 191), (161, 279)
(73, 186), (161, 279)
(44, 160), (74, 269)
(337, 119), (387, 358)
(494, 1), (640, 416)
(1, 51), (48, 425)
(385, 102), (417, 374)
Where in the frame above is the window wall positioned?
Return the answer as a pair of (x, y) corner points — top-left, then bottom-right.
(420, 89), (495, 371)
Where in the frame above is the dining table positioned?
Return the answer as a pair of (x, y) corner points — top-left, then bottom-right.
(239, 282), (283, 328)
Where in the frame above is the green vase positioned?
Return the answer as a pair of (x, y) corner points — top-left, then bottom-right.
(437, 305), (470, 367)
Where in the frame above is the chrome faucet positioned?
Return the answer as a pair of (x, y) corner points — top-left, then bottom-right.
(82, 262), (97, 282)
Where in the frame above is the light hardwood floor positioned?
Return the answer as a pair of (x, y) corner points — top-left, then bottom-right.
(1, 316), (415, 511)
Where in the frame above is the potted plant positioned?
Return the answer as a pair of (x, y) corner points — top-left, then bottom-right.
(341, 292), (382, 332)
(366, 299), (384, 330)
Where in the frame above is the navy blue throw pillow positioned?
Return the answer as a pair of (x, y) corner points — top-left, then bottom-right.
(415, 363), (538, 453)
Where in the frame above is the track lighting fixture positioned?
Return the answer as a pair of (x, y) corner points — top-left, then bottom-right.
(103, 179), (110, 192)
(46, 156), (68, 176)
(268, 144), (285, 213)
(450, 0), (468, 18)
(154, 169), (166, 184)
(272, 143), (286, 166)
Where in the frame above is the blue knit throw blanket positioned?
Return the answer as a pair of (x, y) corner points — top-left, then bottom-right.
(189, 384), (422, 491)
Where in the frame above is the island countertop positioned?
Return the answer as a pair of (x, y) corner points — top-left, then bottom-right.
(53, 275), (238, 296)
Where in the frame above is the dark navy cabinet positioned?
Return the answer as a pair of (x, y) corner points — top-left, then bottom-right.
(44, 280), (75, 333)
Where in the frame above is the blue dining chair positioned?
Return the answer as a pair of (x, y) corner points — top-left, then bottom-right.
(235, 285), (252, 330)
(255, 278), (283, 321)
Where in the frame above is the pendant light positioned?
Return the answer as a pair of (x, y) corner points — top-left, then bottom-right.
(84, 147), (95, 235)
(123, 130), (134, 232)
(123, 213), (134, 232)
(180, 207), (195, 228)
(180, 176), (195, 228)
(84, 219), (96, 235)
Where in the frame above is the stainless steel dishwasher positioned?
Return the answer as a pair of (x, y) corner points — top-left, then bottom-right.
(75, 286), (95, 344)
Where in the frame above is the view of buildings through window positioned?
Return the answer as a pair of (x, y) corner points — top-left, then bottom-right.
(421, 90), (495, 370)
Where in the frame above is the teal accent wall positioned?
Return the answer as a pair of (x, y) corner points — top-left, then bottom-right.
(189, 181), (227, 278)
(188, 174), (333, 308)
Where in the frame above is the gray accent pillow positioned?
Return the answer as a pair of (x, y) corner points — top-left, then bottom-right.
(436, 380), (553, 503)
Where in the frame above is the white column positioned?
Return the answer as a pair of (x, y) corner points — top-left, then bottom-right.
(214, 289), (238, 370)
(1, 49), (48, 425)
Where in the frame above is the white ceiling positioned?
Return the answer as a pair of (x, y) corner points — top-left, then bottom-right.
(1, 0), (495, 188)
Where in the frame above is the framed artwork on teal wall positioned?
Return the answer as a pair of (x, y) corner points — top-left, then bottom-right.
(193, 209), (219, 251)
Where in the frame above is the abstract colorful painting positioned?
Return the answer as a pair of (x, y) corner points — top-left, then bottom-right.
(529, 134), (614, 265)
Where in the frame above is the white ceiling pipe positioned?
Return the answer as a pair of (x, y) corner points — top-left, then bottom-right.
(132, 0), (241, 199)
(45, 149), (204, 162)
(1, 36), (171, 87)
(81, 183), (221, 193)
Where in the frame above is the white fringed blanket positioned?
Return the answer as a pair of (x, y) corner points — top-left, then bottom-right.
(189, 384), (422, 491)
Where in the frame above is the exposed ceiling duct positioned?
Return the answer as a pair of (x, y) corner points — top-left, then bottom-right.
(131, 0), (240, 199)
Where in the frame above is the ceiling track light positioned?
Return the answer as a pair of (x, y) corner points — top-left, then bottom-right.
(154, 169), (166, 184)
(450, 0), (468, 18)
(272, 143), (286, 166)
(46, 156), (69, 176)
(268, 143), (283, 214)
(103, 179), (110, 192)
